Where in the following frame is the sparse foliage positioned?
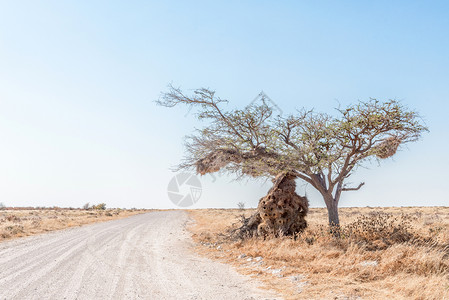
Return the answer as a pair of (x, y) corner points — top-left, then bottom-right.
(82, 203), (90, 210)
(93, 203), (106, 210)
(237, 202), (245, 210)
(159, 85), (428, 230)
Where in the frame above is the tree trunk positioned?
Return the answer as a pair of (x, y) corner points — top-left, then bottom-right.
(324, 194), (340, 227)
(231, 173), (309, 238)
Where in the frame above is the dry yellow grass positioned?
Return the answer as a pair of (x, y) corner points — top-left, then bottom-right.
(0, 208), (148, 242)
(188, 207), (449, 300)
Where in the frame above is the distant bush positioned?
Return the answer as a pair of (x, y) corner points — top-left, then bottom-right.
(82, 203), (90, 210)
(342, 212), (419, 250)
(5, 225), (24, 235)
(0, 202), (5, 210)
(237, 202), (245, 210)
(93, 203), (106, 210)
(294, 212), (434, 252)
(6, 215), (21, 222)
(31, 219), (41, 227)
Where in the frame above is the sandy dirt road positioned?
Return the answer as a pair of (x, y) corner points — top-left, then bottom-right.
(0, 211), (279, 300)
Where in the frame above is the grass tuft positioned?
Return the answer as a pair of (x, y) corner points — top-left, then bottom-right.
(188, 207), (449, 299)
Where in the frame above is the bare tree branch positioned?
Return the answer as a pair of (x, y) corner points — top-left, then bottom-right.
(342, 182), (365, 191)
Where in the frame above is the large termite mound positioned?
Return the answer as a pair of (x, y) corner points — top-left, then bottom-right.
(194, 150), (309, 238)
(232, 173), (309, 238)
(257, 173), (309, 235)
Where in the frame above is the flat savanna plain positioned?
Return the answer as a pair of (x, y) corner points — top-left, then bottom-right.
(2, 207), (448, 299)
(188, 207), (449, 300)
(0, 208), (148, 241)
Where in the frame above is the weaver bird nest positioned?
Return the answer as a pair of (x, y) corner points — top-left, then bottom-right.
(375, 136), (401, 159)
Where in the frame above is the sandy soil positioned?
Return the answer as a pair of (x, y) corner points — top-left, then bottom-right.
(0, 211), (280, 300)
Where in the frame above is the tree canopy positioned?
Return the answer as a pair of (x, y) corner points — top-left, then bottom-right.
(159, 85), (428, 228)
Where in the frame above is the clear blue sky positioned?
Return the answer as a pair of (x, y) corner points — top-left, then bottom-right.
(0, 1), (448, 208)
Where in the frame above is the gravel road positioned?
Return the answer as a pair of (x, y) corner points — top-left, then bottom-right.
(0, 211), (279, 300)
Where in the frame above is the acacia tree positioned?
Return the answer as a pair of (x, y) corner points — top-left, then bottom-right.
(158, 86), (427, 234)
